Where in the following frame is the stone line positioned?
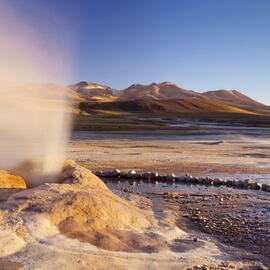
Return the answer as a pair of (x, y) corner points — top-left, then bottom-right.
(95, 169), (270, 192)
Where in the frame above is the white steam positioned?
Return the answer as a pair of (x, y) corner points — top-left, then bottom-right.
(0, 3), (73, 187)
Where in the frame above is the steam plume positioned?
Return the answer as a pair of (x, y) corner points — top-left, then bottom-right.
(0, 2), (72, 187)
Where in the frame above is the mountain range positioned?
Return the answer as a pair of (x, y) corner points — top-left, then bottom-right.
(69, 81), (270, 115)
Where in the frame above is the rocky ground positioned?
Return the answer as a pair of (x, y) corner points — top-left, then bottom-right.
(108, 179), (270, 269)
(1, 128), (270, 269)
(168, 190), (270, 261)
(185, 192), (270, 259)
(0, 162), (269, 269)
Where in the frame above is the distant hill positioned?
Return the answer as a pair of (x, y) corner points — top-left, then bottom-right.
(202, 89), (270, 114)
(117, 82), (201, 100)
(69, 81), (270, 116)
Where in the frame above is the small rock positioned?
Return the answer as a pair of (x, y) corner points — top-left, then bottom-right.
(100, 171), (114, 177)
(213, 178), (222, 185)
(166, 173), (176, 181)
(150, 172), (159, 179)
(95, 171), (103, 177)
(112, 169), (121, 177)
(142, 172), (151, 180)
(127, 169), (136, 178)
(262, 183), (270, 192)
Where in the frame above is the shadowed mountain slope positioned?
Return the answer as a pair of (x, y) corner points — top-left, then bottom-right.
(80, 97), (253, 114)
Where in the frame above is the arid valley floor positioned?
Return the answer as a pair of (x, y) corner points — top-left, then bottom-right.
(68, 125), (270, 183)
(1, 124), (270, 270)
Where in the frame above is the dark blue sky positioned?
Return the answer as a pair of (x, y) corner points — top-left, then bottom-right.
(4, 0), (270, 102)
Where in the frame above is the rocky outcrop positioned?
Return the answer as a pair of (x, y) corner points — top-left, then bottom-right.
(0, 161), (155, 254)
(0, 171), (26, 188)
(0, 162), (266, 269)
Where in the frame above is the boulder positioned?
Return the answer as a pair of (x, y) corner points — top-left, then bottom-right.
(120, 171), (128, 178)
(262, 183), (270, 192)
(213, 178), (222, 186)
(0, 171), (26, 189)
(197, 177), (204, 184)
(202, 177), (213, 185)
(225, 179), (233, 186)
(112, 169), (121, 177)
(190, 176), (199, 184)
(236, 180), (244, 188)
(175, 176), (186, 182)
(166, 173), (176, 181)
(253, 182), (262, 190)
(150, 172), (159, 179)
(158, 175), (167, 181)
(243, 179), (250, 188)
(127, 169), (136, 178)
(231, 180), (238, 187)
(95, 170), (103, 177)
(142, 172), (151, 180)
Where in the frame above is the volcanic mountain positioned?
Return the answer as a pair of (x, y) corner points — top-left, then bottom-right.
(70, 81), (270, 115)
(116, 82), (201, 100)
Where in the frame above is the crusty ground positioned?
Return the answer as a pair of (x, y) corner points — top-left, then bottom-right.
(67, 131), (270, 181)
(0, 162), (266, 269)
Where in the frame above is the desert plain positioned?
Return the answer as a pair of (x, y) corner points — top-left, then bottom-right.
(1, 120), (270, 270)
(69, 122), (270, 182)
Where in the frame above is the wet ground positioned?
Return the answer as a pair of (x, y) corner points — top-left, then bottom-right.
(105, 178), (270, 267)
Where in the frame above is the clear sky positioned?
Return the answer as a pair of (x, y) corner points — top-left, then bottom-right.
(3, 0), (270, 103)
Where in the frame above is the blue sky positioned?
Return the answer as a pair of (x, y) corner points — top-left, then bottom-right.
(3, 0), (270, 103)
